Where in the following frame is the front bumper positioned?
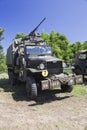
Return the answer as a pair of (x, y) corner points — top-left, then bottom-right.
(41, 79), (61, 90)
(41, 73), (83, 90)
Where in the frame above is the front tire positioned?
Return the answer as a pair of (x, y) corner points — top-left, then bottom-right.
(61, 85), (73, 93)
(73, 68), (82, 75)
(26, 76), (37, 99)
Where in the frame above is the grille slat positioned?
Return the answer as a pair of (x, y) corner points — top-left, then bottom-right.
(47, 61), (62, 69)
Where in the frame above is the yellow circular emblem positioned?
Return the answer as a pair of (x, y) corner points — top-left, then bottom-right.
(42, 70), (48, 77)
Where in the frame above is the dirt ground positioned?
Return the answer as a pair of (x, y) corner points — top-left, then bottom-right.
(0, 73), (87, 130)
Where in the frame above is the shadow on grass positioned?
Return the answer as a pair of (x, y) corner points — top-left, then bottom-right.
(0, 78), (72, 104)
(0, 78), (13, 92)
(0, 78), (27, 101)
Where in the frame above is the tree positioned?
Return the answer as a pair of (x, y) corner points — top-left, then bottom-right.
(41, 31), (50, 45)
(0, 28), (4, 39)
(82, 41), (87, 50)
(0, 28), (4, 53)
(15, 33), (26, 39)
(0, 28), (7, 72)
(71, 41), (82, 57)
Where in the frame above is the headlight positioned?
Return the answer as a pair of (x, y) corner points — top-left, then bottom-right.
(39, 63), (45, 70)
(42, 70), (48, 77)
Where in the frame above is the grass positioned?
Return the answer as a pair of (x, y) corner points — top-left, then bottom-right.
(63, 68), (87, 96)
(85, 125), (87, 130)
(72, 84), (87, 96)
(63, 68), (72, 74)
(0, 71), (7, 73)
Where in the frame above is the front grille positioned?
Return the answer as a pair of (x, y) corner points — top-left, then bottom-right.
(47, 61), (62, 69)
(47, 61), (63, 75)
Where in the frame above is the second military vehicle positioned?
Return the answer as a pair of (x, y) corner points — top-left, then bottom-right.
(6, 18), (83, 98)
(72, 50), (87, 79)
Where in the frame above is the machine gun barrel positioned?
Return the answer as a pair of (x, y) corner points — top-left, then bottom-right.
(21, 17), (46, 41)
(29, 17), (46, 36)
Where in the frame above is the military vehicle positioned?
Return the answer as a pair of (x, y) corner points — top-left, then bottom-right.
(72, 50), (87, 79)
(6, 18), (82, 98)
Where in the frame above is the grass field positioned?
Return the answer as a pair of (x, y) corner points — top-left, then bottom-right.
(72, 84), (87, 96)
(63, 68), (72, 74)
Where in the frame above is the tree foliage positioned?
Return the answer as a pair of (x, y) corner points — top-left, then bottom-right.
(82, 41), (87, 50)
(0, 28), (7, 73)
(0, 28), (4, 53)
(15, 33), (26, 39)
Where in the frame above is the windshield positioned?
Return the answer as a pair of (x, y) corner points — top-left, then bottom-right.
(79, 53), (87, 60)
(26, 45), (52, 55)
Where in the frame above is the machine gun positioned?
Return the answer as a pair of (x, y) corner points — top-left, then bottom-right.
(22, 17), (46, 41)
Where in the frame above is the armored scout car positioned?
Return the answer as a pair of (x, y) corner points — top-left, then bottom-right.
(6, 18), (82, 98)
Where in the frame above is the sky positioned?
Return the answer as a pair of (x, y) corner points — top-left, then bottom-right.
(0, 0), (87, 53)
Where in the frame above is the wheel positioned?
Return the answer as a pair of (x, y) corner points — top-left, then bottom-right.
(74, 68), (82, 75)
(8, 71), (16, 86)
(61, 85), (73, 93)
(26, 76), (37, 99)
